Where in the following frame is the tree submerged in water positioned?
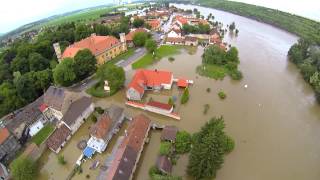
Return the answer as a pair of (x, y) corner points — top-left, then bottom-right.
(187, 117), (235, 179)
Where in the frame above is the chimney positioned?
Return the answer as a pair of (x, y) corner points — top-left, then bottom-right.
(53, 43), (62, 62)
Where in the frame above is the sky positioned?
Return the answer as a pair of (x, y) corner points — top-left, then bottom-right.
(0, 0), (320, 34)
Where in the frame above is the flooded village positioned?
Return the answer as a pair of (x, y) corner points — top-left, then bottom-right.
(1, 2), (320, 180)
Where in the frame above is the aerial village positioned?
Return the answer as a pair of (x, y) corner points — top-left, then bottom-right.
(0, 2), (236, 180)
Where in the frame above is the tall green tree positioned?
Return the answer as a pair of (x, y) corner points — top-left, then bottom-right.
(28, 52), (50, 71)
(96, 64), (125, 95)
(0, 82), (23, 117)
(53, 58), (76, 86)
(75, 24), (93, 41)
(187, 117), (235, 179)
(11, 56), (30, 73)
(145, 39), (157, 53)
(175, 131), (192, 154)
(133, 32), (148, 47)
(133, 18), (145, 28)
(73, 49), (97, 80)
(15, 73), (38, 103)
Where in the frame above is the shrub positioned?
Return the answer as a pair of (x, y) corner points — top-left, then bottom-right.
(58, 155), (66, 165)
(94, 107), (104, 114)
(229, 69), (243, 80)
(206, 88), (211, 93)
(175, 131), (192, 154)
(159, 142), (172, 155)
(218, 91), (226, 99)
(203, 104), (210, 114)
(168, 57), (175, 62)
(181, 87), (190, 104)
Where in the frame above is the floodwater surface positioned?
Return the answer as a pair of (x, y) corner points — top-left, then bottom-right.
(38, 4), (320, 180)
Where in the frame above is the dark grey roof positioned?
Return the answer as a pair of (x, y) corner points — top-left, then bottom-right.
(156, 155), (172, 174)
(113, 146), (138, 180)
(4, 96), (44, 138)
(107, 105), (124, 124)
(161, 125), (178, 141)
(62, 97), (92, 127)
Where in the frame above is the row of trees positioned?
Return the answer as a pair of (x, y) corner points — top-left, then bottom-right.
(182, 23), (210, 34)
(187, 117), (235, 179)
(132, 32), (157, 53)
(288, 39), (320, 102)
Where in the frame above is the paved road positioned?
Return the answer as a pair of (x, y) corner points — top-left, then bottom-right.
(67, 75), (99, 92)
(116, 47), (146, 68)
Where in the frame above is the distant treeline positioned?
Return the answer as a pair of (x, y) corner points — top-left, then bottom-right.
(195, 0), (320, 44)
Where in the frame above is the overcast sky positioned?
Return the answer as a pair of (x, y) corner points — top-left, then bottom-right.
(0, 0), (319, 34)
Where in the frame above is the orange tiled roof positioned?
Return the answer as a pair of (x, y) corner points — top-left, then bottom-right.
(128, 69), (173, 94)
(61, 35), (120, 59)
(176, 15), (188, 25)
(146, 101), (172, 111)
(0, 128), (10, 144)
(147, 19), (160, 29)
(91, 114), (112, 139)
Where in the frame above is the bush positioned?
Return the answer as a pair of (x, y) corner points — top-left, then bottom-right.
(159, 142), (172, 155)
(180, 87), (190, 104)
(229, 69), (243, 80)
(58, 155), (66, 165)
(203, 104), (210, 114)
(218, 91), (226, 99)
(89, 114), (97, 123)
(175, 131), (192, 154)
(168, 97), (175, 107)
(95, 107), (104, 114)
(168, 57), (175, 62)
(206, 88), (211, 93)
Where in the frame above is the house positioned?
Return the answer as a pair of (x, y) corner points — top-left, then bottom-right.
(0, 128), (21, 163)
(167, 29), (181, 38)
(126, 69), (173, 101)
(209, 33), (222, 45)
(87, 105), (125, 153)
(177, 79), (188, 88)
(145, 101), (173, 115)
(161, 126), (178, 142)
(156, 156), (172, 174)
(146, 19), (161, 31)
(55, 33), (127, 65)
(2, 95), (46, 141)
(165, 37), (185, 45)
(175, 15), (188, 27)
(105, 114), (151, 180)
(60, 96), (94, 134)
(0, 163), (9, 180)
(125, 28), (149, 47)
(46, 96), (94, 153)
(185, 36), (198, 46)
(46, 124), (71, 154)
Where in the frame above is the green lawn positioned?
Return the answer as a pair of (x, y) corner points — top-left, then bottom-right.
(107, 48), (135, 64)
(132, 45), (182, 69)
(196, 64), (228, 80)
(31, 124), (55, 146)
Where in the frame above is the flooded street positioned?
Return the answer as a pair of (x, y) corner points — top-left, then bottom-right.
(37, 4), (320, 180)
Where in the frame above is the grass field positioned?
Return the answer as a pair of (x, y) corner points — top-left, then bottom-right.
(132, 45), (182, 69)
(196, 64), (228, 80)
(107, 48), (135, 64)
(86, 82), (108, 98)
(31, 124), (55, 146)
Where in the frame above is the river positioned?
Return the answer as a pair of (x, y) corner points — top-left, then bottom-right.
(38, 4), (320, 180)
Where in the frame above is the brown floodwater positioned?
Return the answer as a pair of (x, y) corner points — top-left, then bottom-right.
(37, 4), (320, 180)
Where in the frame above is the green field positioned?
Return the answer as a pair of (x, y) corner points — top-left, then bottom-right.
(196, 64), (228, 80)
(132, 45), (182, 69)
(107, 48), (136, 64)
(31, 124), (55, 145)
(196, 0), (320, 44)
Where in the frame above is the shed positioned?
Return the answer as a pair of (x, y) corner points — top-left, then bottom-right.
(161, 126), (178, 142)
(156, 156), (172, 174)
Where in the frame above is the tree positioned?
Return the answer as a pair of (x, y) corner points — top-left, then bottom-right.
(10, 157), (38, 180)
(73, 49), (97, 80)
(229, 22), (236, 31)
(93, 24), (110, 36)
(180, 87), (189, 104)
(145, 39), (157, 53)
(58, 155), (66, 165)
(15, 73), (38, 103)
(53, 58), (76, 86)
(187, 117), (235, 179)
(28, 52), (50, 71)
(133, 32), (148, 46)
(96, 64), (125, 95)
(0, 82), (23, 117)
(133, 18), (145, 28)
(11, 56), (29, 73)
(175, 131), (192, 154)
(226, 47), (239, 62)
(0, 61), (12, 83)
(75, 24), (92, 41)
(202, 45), (227, 65)
(34, 69), (52, 93)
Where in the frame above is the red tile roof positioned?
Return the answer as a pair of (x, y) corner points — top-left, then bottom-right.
(46, 124), (71, 152)
(176, 15), (188, 25)
(166, 37), (185, 43)
(0, 128), (10, 144)
(128, 69), (173, 94)
(177, 79), (188, 87)
(125, 28), (148, 42)
(146, 101), (172, 111)
(146, 19), (160, 29)
(91, 113), (112, 139)
(62, 35), (120, 59)
(161, 126), (178, 141)
(39, 103), (48, 112)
